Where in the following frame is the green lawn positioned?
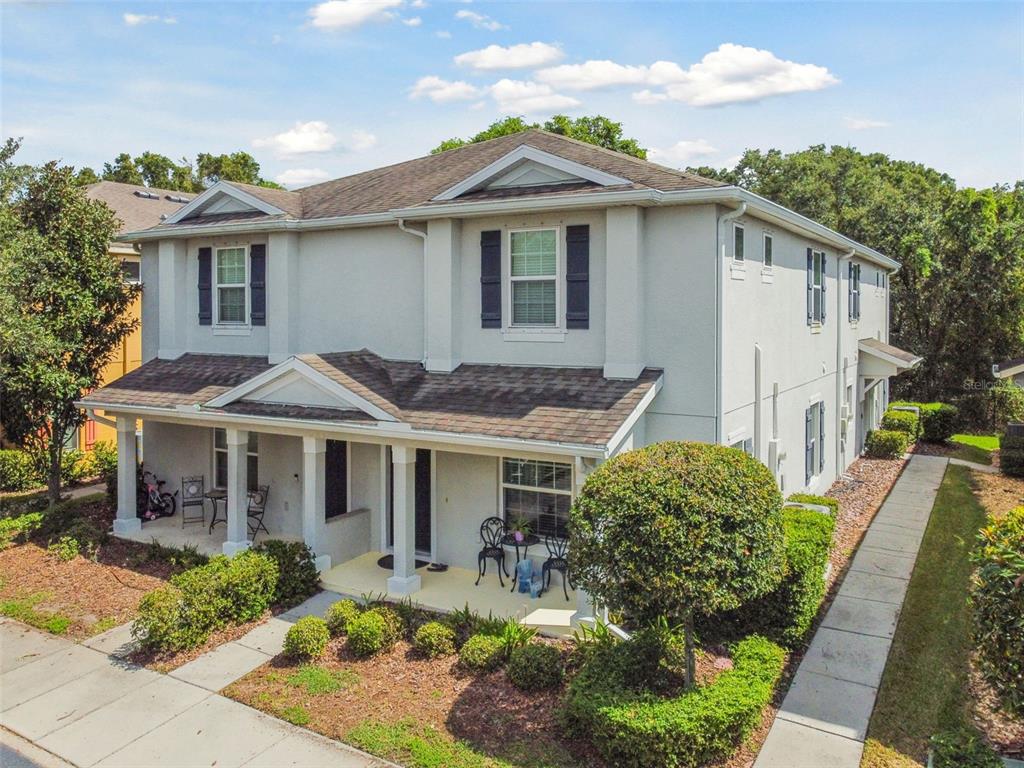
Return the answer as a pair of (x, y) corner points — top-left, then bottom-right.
(861, 464), (987, 767)
(947, 434), (999, 466)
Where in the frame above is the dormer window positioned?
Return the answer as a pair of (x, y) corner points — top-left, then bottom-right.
(216, 246), (247, 324)
(509, 228), (559, 327)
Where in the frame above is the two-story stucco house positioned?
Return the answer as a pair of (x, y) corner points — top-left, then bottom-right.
(79, 129), (919, 624)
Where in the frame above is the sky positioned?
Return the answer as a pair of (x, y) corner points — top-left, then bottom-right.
(2, 1), (1022, 190)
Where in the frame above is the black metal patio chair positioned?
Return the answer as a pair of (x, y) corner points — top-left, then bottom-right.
(475, 516), (508, 588)
(180, 476), (206, 528)
(246, 485), (271, 541)
(540, 533), (573, 601)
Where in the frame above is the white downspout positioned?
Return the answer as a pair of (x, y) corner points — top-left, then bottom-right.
(715, 202), (746, 444)
(754, 344), (763, 460)
(86, 409), (117, 429)
(398, 218), (429, 367)
(837, 249), (854, 473)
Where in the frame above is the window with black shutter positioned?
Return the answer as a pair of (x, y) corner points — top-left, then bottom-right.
(480, 230), (501, 328)
(325, 440), (348, 519)
(565, 224), (589, 329)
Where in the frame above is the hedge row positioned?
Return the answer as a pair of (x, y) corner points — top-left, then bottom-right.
(888, 401), (960, 443)
(698, 506), (835, 647)
(561, 635), (786, 768)
(0, 443), (116, 492)
(866, 429), (910, 458)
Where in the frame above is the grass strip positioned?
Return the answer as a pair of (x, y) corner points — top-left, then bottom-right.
(948, 434), (999, 466)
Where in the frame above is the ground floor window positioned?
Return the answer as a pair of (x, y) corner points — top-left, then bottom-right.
(214, 428), (258, 491)
(501, 458), (572, 538)
(805, 402), (825, 483)
(730, 437), (753, 456)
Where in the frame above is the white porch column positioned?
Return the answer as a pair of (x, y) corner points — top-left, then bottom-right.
(302, 436), (331, 572)
(604, 206), (645, 379)
(222, 428), (250, 555)
(113, 417), (140, 534)
(387, 446), (421, 595)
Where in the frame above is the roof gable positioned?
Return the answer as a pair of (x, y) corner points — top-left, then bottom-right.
(163, 181), (290, 225)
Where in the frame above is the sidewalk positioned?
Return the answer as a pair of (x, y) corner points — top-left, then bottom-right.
(0, 603), (389, 768)
(755, 454), (950, 768)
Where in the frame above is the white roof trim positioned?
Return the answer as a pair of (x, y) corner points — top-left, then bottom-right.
(994, 362), (1024, 379)
(203, 356), (398, 422)
(433, 145), (630, 201)
(163, 181), (286, 225)
(604, 374), (663, 458)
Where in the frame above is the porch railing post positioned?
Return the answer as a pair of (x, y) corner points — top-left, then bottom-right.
(302, 436), (330, 572)
(113, 416), (140, 534)
(387, 445), (421, 595)
(223, 428), (250, 555)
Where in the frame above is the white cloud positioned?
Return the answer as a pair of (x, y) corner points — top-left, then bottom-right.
(455, 9), (506, 31)
(253, 120), (337, 155)
(648, 139), (718, 166)
(845, 116), (889, 130)
(402, 16), (422, 26)
(435, 30), (451, 39)
(276, 168), (331, 187)
(410, 75), (481, 102)
(455, 42), (564, 71)
(411, 0), (427, 6)
(349, 129), (378, 150)
(123, 13), (176, 26)
(536, 44), (837, 107)
(489, 79), (580, 114)
(308, 0), (403, 30)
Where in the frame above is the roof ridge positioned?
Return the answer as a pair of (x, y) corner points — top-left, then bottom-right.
(85, 180), (197, 198)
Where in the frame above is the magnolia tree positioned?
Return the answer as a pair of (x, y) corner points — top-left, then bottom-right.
(569, 441), (786, 687)
(0, 139), (139, 505)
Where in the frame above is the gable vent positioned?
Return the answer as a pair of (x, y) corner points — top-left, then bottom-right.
(134, 190), (159, 200)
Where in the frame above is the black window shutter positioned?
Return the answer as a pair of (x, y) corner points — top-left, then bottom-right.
(805, 407), (813, 483)
(848, 262), (854, 321)
(325, 440), (348, 519)
(806, 249), (813, 325)
(198, 247), (212, 325)
(819, 402), (826, 472)
(821, 253), (827, 324)
(480, 230), (502, 329)
(249, 244), (266, 326)
(855, 265), (861, 320)
(565, 225), (590, 329)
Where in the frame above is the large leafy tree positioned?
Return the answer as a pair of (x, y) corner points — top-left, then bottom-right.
(433, 115), (647, 158)
(95, 150), (281, 192)
(0, 139), (140, 505)
(691, 146), (1024, 402)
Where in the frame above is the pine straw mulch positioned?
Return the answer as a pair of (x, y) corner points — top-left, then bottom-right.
(970, 469), (1024, 520)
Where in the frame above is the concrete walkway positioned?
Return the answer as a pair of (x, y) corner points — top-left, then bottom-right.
(949, 457), (999, 474)
(755, 454), (950, 768)
(0, 609), (389, 768)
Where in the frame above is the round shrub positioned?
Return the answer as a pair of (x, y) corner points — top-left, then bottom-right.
(459, 633), (505, 672)
(881, 409), (918, 436)
(346, 611), (392, 657)
(865, 429), (909, 459)
(217, 551), (278, 623)
(0, 450), (39, 492)
(132, 585), (217, 652)
(570, 441), (785, 684)
(325, 599), (362, 637)
(364, 605), (403, 647)
(970, 507), (1024, 714)
(252, 540), (319, 608)
(921, 403), (959, 443)
(413, 621), (456, 658)
(507, 642), (563, 691)
(284, 616), (330, 659)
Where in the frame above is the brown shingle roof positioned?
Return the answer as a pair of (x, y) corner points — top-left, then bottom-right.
(222, 181), (304, 218)
(85, 181), (194, 234)
(859, 338), (922, 368)
(82, 350), (662, 448)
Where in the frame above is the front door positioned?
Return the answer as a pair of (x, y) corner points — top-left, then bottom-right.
(387, 448), (432, 555)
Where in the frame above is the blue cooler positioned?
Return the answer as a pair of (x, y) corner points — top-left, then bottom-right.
(516, 559), (534, 593)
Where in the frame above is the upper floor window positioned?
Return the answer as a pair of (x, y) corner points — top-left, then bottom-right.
(510, 228), (558, 327)
(849, 263), (862, 322)
(762, 232), (773, 268)
(733, 224), (745, 261)
(120, 259), (141, 284)
(502, 457), (572, 538)
(216, 246), (247, 324)
(810, 250), (825, 324)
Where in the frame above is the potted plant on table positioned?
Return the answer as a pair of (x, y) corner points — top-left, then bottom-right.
(508, 517), (532, 544)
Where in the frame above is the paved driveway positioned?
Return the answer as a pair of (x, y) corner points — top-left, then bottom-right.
(0, 618), (389, 768)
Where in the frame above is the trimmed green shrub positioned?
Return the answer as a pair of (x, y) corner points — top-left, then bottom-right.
(881, 409), (919, 435)
(507, 642), (563, 691)
(993, 381), (1024, 430)
(699, 507), (835, 647)
(458, 633), (505, 672)
(132, 585), (215, 651)
(413, 621), (456, 658)
(325, 599), (362, 637)
(47, 536), (80, 561)
(346, 611), (391, 657)
(786, 493), (839, 516)
(930, 729), (1002, 768)
(1000, 432), (1024, 477)
(561, 635), (786, 768)
(865, 429), (909, 458)
(0, 512), (43, 549)
(215, 551), (278, 623)
(251, 540), (318, 608)
(59, 450), (91, 486)
(922, 403), (960, 442)
(364, 605), (403, 647)
(970, 507), (1024, 714)
(284, 616), (330, 659)
(0, 450), (38, 492)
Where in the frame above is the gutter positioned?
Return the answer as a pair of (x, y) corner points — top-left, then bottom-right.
(85, 408), (117, 429)
(715, 202), (747, 444)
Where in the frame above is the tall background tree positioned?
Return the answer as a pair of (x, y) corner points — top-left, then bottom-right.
(0, 139), (140, 504)
(690, 146), (1024, 405)
(77, 149), (281, 192)
(433, 114), (647, 158)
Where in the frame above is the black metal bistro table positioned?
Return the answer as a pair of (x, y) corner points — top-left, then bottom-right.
(206, 489), (228, 534)
(502, 532), (540, 592)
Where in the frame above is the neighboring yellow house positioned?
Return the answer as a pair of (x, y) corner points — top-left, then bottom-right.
(76, 182), (193, 450)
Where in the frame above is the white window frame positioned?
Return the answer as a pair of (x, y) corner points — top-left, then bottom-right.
(505, 226), (562, 331)
(762, 231), (773, 270)
(811, 249), (825, 325)
(498, 457), (574, 539)
(213, 428), (258, 491)
(732, 223), (745, 262)
(850, 263), (861, 323)
(809, 402), (822, 479)
(730, 438), (754, 456)
(214, 245), (249, 327)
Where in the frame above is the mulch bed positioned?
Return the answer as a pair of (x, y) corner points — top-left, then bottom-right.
(128, 611), (273, 673)
(970, 470), (1024, 520)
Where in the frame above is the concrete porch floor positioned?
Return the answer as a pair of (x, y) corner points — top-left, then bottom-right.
(112, 514), (302, 558)
(320, 551), (580, 637)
